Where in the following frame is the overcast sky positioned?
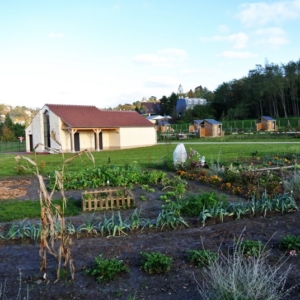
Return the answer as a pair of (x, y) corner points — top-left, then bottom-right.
(0, 0), (300, 109)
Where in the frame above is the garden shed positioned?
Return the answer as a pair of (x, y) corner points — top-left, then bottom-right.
(256, 116), (277, 131)
(189, 119), (223, 137)
(157, 121), (173, 133)
(25, 104), (157, 153)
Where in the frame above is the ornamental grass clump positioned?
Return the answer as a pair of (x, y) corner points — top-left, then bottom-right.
(195, 233), (296, 300)
(283, 170), (300, 199)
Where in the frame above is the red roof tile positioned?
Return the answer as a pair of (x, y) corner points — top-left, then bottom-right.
(46, 104), (154, 128)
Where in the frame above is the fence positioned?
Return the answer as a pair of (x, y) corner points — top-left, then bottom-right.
(171, 118), (300, 134)
(0, 140), (26, 153)
(82, 188), (135, 211)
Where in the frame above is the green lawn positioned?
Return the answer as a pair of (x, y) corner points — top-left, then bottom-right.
(1, 138), (300, 177)
(1, 137), (300, 222)
(0, 198), (82, 222)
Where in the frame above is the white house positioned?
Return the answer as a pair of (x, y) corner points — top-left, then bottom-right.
(176, 97), (207, 115)
(25, 104), (157, 153)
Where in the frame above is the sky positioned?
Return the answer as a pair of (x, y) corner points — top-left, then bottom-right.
(0, 0), (300, 110)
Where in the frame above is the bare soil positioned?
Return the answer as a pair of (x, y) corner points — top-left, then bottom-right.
(1, 176), (300, 299)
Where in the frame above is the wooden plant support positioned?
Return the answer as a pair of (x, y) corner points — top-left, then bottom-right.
(82, 188), (135, 211)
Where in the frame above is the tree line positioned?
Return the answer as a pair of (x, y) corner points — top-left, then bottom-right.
(152, 59), (300, 123)
(212, 59), (300, 120)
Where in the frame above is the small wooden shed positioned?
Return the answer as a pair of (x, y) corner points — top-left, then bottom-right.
(157, 121), (173, 133)
(256, 116), (277, 131)
(189, 119), (223, 137)
(189, 120), (203, 132)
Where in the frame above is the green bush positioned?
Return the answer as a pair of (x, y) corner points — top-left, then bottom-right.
(180, 192), (227, 217)
(140, 252), (172, 274)
(237, 239), (264, 258)
(84, 254), (128, 282)
(279, 235), (300, 251)
(187, 249), (218, 267)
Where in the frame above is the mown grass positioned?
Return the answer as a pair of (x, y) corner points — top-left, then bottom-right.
(1, 139), (300, 176)
(1, 137), (300, 222)
(0, 198), (82, 222)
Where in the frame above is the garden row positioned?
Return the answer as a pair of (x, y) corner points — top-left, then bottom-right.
(84, 233), (300, 282)
(1, 189), (298, 240)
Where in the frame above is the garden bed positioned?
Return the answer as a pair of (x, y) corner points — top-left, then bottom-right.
(1, 160), (300, 299)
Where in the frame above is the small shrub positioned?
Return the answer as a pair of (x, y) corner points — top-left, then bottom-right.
(223, 169), (240, 184)
(181, 192), (227, 217)
(187, 249), (218, 267)
(15, 164), (26, 175)
(84, 254), (128, 282)
(237, 239), (264, 258)
(279, 235), (300, 251)
(140, 252), (172, 274)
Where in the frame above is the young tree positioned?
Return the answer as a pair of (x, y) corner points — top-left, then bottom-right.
(4, 113), (14, 130)
(2, 127), (16, 141)
(187, 89), (195, 98)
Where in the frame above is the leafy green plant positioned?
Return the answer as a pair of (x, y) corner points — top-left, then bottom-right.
(140, 252), (172, 274)
(279, 235), (300, 251)
(77, 214), (97, 235)
(187, 249), (218, 267)
(156, 201), (189, 229)
(237, 239), (264, 258)
(181, 192), (227, 217)
(140, 195), (146, 201)
(84, 254), (128, 282)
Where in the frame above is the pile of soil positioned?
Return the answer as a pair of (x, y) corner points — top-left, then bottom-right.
(1, 176), (300, 299)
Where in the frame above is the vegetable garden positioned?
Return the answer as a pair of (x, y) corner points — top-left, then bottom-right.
(1, 142), (300, 299)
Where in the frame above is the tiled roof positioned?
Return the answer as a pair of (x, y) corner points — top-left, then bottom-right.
(45, 104), (154, 128)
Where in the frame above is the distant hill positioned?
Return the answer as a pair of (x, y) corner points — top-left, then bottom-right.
(0, 104), (38, 125)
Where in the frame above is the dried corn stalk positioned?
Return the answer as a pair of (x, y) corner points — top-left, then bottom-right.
(16, 141), (94, 281)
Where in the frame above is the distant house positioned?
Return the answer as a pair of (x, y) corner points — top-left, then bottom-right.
(145, 115), (173, 132)
(256, 116), (277, 131)
(140, 102), (161, 116)
(25, 104), (157, 153)
(189, 119), (223, 137)
(146, 115), (164, 124)
(176, 97), (207, 115)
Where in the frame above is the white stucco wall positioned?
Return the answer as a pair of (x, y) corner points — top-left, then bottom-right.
(77, 131), (95, 151)
(119, 127), (157, 149)
(107, 131), (120, 149)
(25, 110), (44, 152)
(48, 109), (63, 151)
